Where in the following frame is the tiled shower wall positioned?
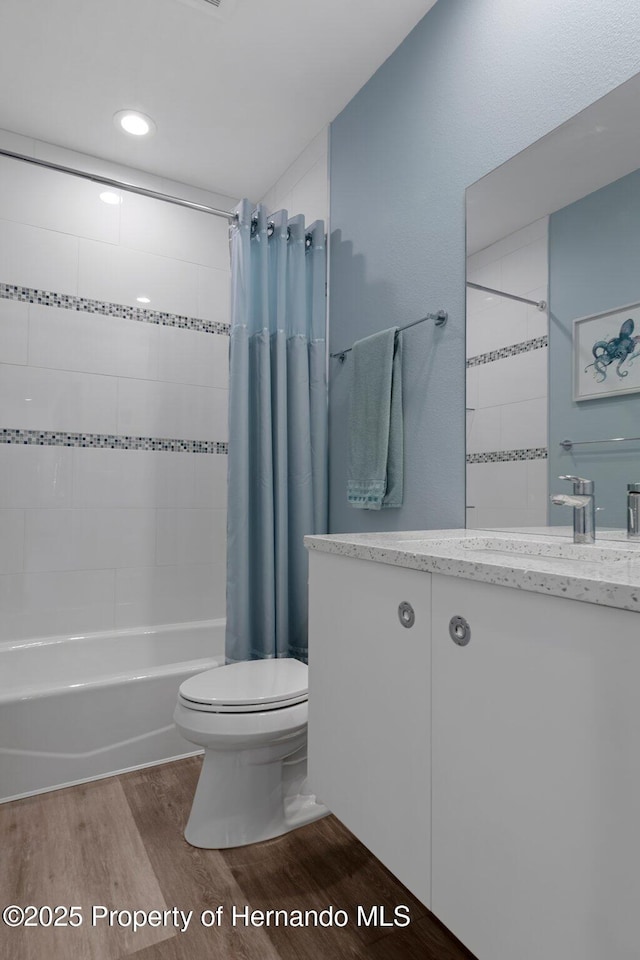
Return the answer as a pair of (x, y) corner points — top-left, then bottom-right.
(466, 218), (549, 529)
(260, 128), (329, 225)
(0, 133), (236, 641)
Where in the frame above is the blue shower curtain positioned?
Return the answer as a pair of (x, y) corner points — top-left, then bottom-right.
(226, 200), (327, 663)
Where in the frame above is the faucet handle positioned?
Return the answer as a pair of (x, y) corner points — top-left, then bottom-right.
(558, 475), (594, 495)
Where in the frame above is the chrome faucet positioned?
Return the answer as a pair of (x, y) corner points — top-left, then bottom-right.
(550, 475), (596, 544)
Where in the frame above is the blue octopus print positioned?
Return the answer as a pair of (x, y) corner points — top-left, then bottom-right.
(585, 317), (640, 383)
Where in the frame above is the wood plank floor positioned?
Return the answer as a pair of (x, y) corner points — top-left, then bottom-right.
(0, 757), (476, 960)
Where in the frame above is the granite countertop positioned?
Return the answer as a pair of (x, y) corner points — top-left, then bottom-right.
(304, 527), (640, 613)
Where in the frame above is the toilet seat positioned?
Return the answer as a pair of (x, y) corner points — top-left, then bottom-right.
(179, 657), (308, 714)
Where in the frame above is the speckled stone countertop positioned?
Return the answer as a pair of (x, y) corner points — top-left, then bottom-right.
(304, 528), (640, 613)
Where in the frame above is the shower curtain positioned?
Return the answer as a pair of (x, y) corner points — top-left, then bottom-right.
(226, 200), (327, 663)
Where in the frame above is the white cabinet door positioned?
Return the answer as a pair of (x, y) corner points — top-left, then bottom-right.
(308, 551), (431, 906)
(431, 573), (640, 960)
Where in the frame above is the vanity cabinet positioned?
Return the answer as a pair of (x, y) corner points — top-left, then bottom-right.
(431, 573), (640, 960)
(307, 550), (432, 907)
(308, 544), (640, 960)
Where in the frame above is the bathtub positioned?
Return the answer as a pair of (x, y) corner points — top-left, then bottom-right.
(0, 620), (224, 803)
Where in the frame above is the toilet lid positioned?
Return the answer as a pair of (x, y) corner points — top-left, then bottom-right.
(179, 658), (308, 713)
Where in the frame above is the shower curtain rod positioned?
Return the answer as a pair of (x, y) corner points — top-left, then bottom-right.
(466, 281), (547, 312)
(0, 146), (237, 221)
(330, 310), (447, 362)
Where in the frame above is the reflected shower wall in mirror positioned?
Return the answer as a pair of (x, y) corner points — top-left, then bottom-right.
(466, 71), (640, 536)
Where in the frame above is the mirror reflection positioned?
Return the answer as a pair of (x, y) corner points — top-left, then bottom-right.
(466, 72), (640, 536)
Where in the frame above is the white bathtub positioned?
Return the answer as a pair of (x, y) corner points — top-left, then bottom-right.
(0, 620), (224, 803)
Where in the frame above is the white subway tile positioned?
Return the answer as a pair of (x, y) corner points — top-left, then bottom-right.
(28, 304), (159, 381)
(0, 509), (24, 574)
(72, 449), (197, 509)
(501, 397), (548, 450)
(260, 185), (279, 215)
(117, 378), (227, 440)
(78, 239), (200, 317)
(0, 363), (118, 433)
(0, 219), (79, 293)
(0, 299), (28, 365)
(156, 176), (237, 214)
(266, 128), (329, 210)
(464, 508), (483, 529)
(0, 574), (23, 641)
(466, 406), (501, 454)
(24, 508), (157, 572)
(0, 445), (73, 508)
(289, 159), (329, 226)
(466, 460), (529, 510)
(466, 281), (502, 319)
(466, 255), (501, 290)
(477, 348), (547, 409)
(197, 265), (230, 325)
(526, 287), (550, 339)
(501, 236), (548, 297)
(115, 562), (225, 627)
(155, 326), (228, 388)
(33, 141), (165, 195)
(119, 191), (230, 268)
(504, 218), (548, 250)
(3, 568), (116, 641)
(194, 454), (228, 509)
(0, 156), (119, 243)
(466, 243), (502, 273)
(466, 366), (479, 408)
(471, 506), (548, 529)
(527, 459), (549, 513)
(148, 452), (199, 508)
(466, 298), (528, 357)
(156, 508), (226, 566)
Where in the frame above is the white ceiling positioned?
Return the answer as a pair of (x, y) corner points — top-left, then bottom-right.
(0, 0), (437, 200)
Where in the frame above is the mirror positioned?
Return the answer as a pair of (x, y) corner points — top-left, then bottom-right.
(466, 72), (640, 536)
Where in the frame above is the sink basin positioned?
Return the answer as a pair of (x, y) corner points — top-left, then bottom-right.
(375, 532), (640, 568)
(459, 537), (640, 565)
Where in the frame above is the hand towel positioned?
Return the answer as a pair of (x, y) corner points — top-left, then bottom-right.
(347, 327), (403, 509)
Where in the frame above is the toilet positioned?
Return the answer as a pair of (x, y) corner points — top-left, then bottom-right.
(174, 657), (328, 848)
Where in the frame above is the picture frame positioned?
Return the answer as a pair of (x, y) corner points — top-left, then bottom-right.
(573, 300), (640, 401)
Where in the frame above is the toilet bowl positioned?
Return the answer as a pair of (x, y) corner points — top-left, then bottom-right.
(174, 657), (328, 848)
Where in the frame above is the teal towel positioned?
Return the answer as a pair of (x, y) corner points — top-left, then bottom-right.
(347, 327), (403, 510)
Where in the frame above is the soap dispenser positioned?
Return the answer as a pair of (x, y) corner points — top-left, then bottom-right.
(628, 483), (640, 538)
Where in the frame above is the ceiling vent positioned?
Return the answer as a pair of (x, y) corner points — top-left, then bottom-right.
(178, 0), (237, 20)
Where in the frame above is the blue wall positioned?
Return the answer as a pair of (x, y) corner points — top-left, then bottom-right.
(328, 0), (640, 533)
(549, 168), (640, 528)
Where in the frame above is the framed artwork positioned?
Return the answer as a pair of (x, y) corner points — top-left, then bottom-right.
(573, 300), (640, 401)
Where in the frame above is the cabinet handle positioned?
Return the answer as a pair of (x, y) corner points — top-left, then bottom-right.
(398, 602), (415, 628)
(449, 615), (471, 646)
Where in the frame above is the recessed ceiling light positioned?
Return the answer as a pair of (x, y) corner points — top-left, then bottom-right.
(99, 191), (122, 205)
(114, 110), (156, 138)
(136, 296), (151, 304)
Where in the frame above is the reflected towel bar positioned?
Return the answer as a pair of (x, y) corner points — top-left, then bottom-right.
(466, 282), (547, 312)
(330, 310), (447, 362)
(560, 436), (640, 451)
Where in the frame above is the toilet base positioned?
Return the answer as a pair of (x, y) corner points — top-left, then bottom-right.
(183, 745), (329, 849)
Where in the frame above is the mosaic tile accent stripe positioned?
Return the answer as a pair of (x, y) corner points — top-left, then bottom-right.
(467, 335), (548, 367)
(0, 428), (227, 454)
(466, 447), (548, 464)
(0, 283), (230, 336)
